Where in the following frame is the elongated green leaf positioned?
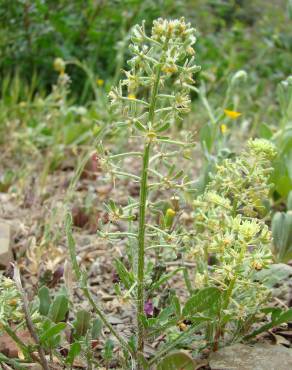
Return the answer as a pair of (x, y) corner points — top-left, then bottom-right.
(38, 286), (51, 316)
(172, 169), (184, 180)
(157, 305), (175, 323)
(74, 310), (91, 338)
(66, 342), (81, 365)
(40, 322), (66, 343)
(102, 339), (114, 362)
(156, 121), (170, 133)
(171, 295), (181, 318)
(245, 308), (292, 339)
(91, 318), (103, 339)
(149, 268), (183, 293)
(114, 258), (134, 289)
(182, 287), (221, 318)
(134, 120), (146, 132)
(276, 308), (292, 324)
(200, 123), (213, 153)
(49, 294), (69, 323)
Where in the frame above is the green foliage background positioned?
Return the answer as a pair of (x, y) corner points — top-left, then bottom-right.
(1, 0), (291, 98)
(0, 0), (291, 201)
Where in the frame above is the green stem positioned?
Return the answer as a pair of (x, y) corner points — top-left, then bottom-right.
(136, 63), (162, 367)
(185, 84), (217, 125)
(0, 353), (24, 369)
(213, 274), (236, 351)
(183, 267), (193, 295)
(136, 142), (151, 358)
(223, 276), (237, 310)
(214, 246), (245, 350)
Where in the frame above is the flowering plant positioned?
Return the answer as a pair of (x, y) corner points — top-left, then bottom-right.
(2, 17), (291, 370)
(67, 17), (202, 369)
(188, 139), (278, 348)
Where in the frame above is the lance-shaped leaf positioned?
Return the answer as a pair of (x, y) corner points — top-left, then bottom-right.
(40, 322), (67, 344)
(91, 318), (103, 339)
(182, 287), (221, 318)
(66, 342), (81, 366)
(49, 294), (69, 323)
(245, 308), (292, 339)
(38, 286), (51, 316)
(114, 258), (135, 289)
(73, 310), (91, 338)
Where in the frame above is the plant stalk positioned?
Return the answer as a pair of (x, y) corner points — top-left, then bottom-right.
(136, 141), (151, 360)
(136, 62), (162, 367)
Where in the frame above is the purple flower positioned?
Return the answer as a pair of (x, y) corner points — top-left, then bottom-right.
(144, 300), (154, 317)
(112, 271), (120, 283)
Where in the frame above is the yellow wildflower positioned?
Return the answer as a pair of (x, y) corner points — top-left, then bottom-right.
(177, 321), (188, 331)
(8, 299), (18, 306)
(252, 261), (263, 271)
(220, 124), (228, 134)
(128, 93), (136, 100)
(224, 109), (241, 119)
(96, 79), (104, 87)
(187, 46), (195, 55)
(162, 64), (178, 74)
(146, 130), (157, 141)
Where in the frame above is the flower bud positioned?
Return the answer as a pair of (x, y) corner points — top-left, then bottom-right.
(165, 208), (176, 229)
(53, 58), (66, 74)
(231, 70), (247, 86)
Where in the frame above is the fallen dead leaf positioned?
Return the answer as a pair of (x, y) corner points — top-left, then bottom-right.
(0, 329), (33, 358)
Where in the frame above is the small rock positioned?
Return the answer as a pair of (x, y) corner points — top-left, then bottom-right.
(0, 222), (13, 268)
(108, 316), (124, 325)
(209, 343), (292, 370)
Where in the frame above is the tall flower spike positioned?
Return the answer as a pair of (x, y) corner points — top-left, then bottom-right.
(108, 18), (200, 367)
(109, 17), (200, 128)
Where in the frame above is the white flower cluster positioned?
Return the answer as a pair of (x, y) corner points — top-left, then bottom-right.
(109, 17), (200, 127)
(188, 139), (277, 321)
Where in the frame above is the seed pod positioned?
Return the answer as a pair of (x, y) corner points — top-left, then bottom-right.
(165, 208), (176, 229)
(171, 196), (180, 211)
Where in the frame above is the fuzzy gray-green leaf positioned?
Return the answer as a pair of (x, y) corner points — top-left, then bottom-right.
(38, 286), (51, 316)
(182, 287), (221, 318)
(74, 309), (91, 338)
(49, 294), (69, 323)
